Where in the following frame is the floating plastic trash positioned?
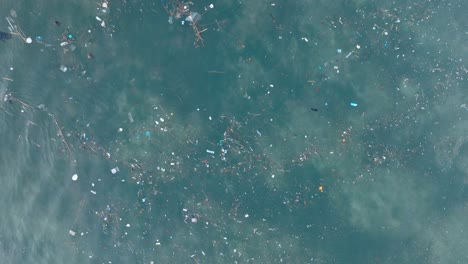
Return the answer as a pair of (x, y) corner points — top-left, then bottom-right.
(185, 12), (201, 23)
(350, 102), (358, 107)
(111, 167), (120, 174)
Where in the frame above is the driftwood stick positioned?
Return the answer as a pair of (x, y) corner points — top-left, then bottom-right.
(49, 113), (72, 156)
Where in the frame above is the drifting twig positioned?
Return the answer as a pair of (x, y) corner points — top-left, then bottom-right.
(192, 22), (206, 47)
(5, 93), (35, 110)
(5, 17), (29, 43)
(49, 113), (73, 156)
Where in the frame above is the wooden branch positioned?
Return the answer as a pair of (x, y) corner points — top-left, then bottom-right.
(49, 113), (72, 156)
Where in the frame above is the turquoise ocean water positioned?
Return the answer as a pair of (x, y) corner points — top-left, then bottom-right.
(0, 0), (467, 263)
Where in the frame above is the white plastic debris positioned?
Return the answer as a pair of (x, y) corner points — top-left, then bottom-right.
(25, 37), (32, 44)
(60, 41), (69, 46)
(96, 16), (102, 21)
(126, 224), (131, 227)
(59, 65), (68, 72)
(128, 112), (134, 123)
(90, 190), (96, 194)
(301, 37), (308, 42)
(111, 167), (119, 174)
(72, 174), (78, 181)
(185, 12), (200, 23)
(206, 150), (215, 154)
(102, 2), (108, 8)
(69, 230), (76, 236)
(101, 21), (106, 27)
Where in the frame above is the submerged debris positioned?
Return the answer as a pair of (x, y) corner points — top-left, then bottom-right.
(0, 31), (12, 41)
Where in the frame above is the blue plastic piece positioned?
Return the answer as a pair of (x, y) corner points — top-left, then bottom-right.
(350, 102), (358, 107)
(145, 131), (151, 137)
